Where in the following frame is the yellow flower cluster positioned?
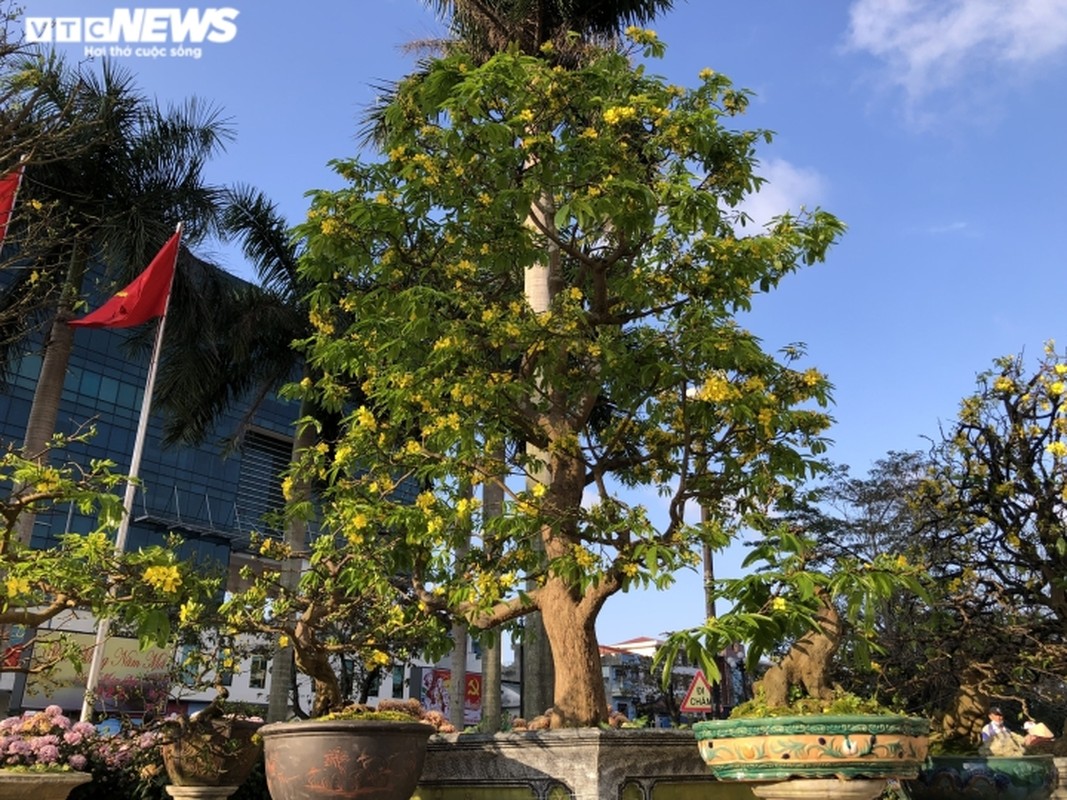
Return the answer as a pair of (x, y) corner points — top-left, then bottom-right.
(1047, 441), (1067, 458)
(365, 650), (391, 669)
(308, 308), (334, 335)
(4, 577), (30, 598)
(573, 545), (598, 570)
(143, 564), (182, 594)
(993, 376), (1015, 393)
(603, 106), (638, 125)
(624, 26), (658, 45)
(696, 374), (736, 403)
(355, 406), (377, 430)
(179, 600), (202, 626)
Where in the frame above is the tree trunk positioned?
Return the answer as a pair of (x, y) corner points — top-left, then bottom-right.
(520, 187), (559, 720)
(267, 397), (316, 722)
(479, 456), (504, 731)
(539, 577), (608, 727)
(449, 621), (468, 730)
(15, 246), (87, 544)
(481, 630), (502, 731)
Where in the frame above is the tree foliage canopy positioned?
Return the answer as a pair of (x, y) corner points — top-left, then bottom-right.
(284, 35), (843, 725)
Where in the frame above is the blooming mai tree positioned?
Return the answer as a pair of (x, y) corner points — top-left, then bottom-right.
(913, 343), (1067, 711)
(0, 436), (219, 676)
(292, 33), (845, 727)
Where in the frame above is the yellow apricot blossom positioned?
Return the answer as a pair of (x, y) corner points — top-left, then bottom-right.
(603, 106), (638, 125)
(355, 406), (376, 430)
(143, 565), (182, 594)
(5, 577), (30, 598)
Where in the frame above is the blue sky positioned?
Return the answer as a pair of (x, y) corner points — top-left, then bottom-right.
(16, 0), (1067, 646)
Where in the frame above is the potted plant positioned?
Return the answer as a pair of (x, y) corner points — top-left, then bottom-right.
(158, 686), (265, 798)
(290, 25), (842, 732)
(658, 529), (931, 800)
(257, 700), (454, 800)
(0, 705), (97, 800)
(0, 442), (218, 798)
(244, 25), (847, 800)
(215, 527), (453, 800)
(906, 715), (1058, 800)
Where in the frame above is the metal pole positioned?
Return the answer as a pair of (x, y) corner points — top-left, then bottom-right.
(80, 224), (181, 722)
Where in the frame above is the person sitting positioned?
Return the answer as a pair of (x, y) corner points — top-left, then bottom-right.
(981, 707), (1009, 741)
(978, 706), (1028, 756)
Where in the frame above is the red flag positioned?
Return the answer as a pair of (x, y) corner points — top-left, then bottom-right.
(0, 164), (25, 246)
(69, 231), (180, 328)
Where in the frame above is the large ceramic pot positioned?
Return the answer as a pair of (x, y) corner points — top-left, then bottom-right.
(161, 717), (264, 788)
(260, 719), (433, 800)
(905, 754), (1057, 800)
(693, 714), (930, 782)
(0, 769), (91, 800)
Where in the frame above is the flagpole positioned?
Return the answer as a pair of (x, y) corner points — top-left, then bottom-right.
(80, 222), (183, 723)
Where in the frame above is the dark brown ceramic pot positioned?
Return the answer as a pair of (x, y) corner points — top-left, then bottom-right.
(259, 719), (433, 800)
(161, 717), (264, 787)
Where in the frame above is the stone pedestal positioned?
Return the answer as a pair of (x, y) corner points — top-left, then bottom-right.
(164, 786), (241, 800)
(416, 728), (721, 800)
(751, 779), (887, 800)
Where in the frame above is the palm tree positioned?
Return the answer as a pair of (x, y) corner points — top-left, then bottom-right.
(153, 184), (313, 721)
(4, 55), (231, 544)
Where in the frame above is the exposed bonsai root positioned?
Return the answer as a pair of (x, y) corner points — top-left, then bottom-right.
(757, 594), (842, 708)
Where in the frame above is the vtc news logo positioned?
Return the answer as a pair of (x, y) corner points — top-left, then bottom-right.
(24, 8), (239, 60)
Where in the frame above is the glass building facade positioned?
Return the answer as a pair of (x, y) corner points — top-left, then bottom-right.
(0, 277), (298, 568)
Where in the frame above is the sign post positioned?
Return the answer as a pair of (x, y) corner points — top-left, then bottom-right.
(680, 669), (714, 713)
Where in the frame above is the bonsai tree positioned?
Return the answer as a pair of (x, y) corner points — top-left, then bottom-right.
(0, 434), (220, 678)
(658, 523), (926, 715)
(290, 32), (844, 727)
(216, 531), (452, 719)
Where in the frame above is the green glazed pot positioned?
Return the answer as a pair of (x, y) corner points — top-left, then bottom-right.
(693, 714), (930, 782)
(905, 754), (1056, 800)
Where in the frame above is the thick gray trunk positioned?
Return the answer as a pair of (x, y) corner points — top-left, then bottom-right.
(480, 630), (502, 731)
(266, 401), (316, 722)
(449, 621), (468, 730)
(479, 456), (504, 730)
(448, 482), (472, 729)
(521, 189), (559, 720)
(15, 247), (87, 544)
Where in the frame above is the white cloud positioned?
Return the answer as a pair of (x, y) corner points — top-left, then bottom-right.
(845, 0), (1067, 101)
(926, 221), (969, 235)
(735, 158), (828, 232)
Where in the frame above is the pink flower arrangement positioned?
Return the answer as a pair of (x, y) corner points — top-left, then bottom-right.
(0, 705), (98, 771)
